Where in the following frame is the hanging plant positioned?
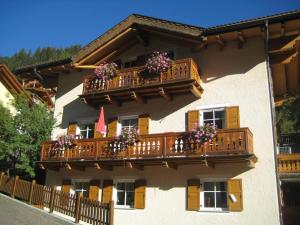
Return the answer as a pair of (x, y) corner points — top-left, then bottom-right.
(184, 123), (217, 145)
(145, 51), (171, 74)
(94, 62), (118, 81)
(117, 127), (140, 147)
(54, 134), (76, 150)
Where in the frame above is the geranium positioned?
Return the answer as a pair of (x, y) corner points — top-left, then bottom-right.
(145, 51), (171, 74)
(94, 62), (118, 81)
(117, 127), (139, 147)
(185, 123), (217, 145)
(54, 134), (76, 150)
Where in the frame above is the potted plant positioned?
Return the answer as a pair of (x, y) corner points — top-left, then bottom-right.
(143, 51), (171, 77)
(184, 123), (217, 146)
(94, 62), (118, 82)
(54, 134), (77, 150)
(117, 127), (140, 148)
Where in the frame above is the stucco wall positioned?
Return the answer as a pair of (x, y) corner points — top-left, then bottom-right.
(50, 36), (280, 225)
(0, 82), (15, 113)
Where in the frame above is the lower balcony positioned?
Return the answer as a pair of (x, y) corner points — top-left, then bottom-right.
(40, 128), (255, 170)
(278, 153), (300, 174)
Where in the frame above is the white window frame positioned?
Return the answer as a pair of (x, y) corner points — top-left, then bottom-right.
(78, 123), (94, 139)
(113, 179), (135, 209)
(200, 180), (228, 212)
(200, 108), (226, 129)
(71, 179), (90, 197)
(117, 115), (138, 136)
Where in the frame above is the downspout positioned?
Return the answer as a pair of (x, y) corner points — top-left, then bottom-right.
(264, 20), (283, 225)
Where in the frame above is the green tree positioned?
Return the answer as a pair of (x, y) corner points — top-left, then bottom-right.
(0, 95), (55, 177)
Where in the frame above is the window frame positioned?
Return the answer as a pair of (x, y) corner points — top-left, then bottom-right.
(78, 123), (94, 139)
(117, 115), (138, 136)
(113, 179), (135, 209)
(200, 107), (226, 129)
(71, 179), (90, 198)
(200, 180), (228, 212)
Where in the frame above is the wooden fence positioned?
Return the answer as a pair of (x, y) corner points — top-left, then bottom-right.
(0, 172), (113, 225)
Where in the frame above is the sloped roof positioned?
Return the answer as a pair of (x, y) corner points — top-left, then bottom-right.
(73, 14), (204, 63)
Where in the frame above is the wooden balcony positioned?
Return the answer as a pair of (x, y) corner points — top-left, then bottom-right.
(80, 58), (203, 107)
(278, 153), (300, 174)
(40, 128), (255, 169)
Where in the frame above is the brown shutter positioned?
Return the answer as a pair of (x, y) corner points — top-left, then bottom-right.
(187, 179), (200, 211)
(102, 180), (113, 204)
(138, 114), (150, 135)
(134, 179), (146, 209)
(61, 179), (71, 193)
(107, 118), (118, 137)
(94, 121), (103, 138)
(225, 106), (240, 129)
(227, 179), (243, 211)
(67, 122), (77, 135)
(187, 110), (199, 132)
(89, 179), (100, 201)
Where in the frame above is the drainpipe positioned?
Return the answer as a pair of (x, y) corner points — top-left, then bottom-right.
(264, 20), (283, 225)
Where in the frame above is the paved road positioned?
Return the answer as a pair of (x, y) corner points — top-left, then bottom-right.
(0, 193), (75, 225)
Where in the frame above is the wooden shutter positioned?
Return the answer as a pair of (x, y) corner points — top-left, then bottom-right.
(138, 114), (150, 135)
(134, 180), (146, 209)
(94, 121), (103, 138)
(225, 106), (240, 129)
(227, 179), (243, 211)
(89, 179), (100, 201)
(67, 122), (77, 135)
(102, 180), (113, 204)
(187, 179), (200, 211)
(61, 179), (71, 193)
(107, 118), (118, 137)
(187, 110), (199, 132)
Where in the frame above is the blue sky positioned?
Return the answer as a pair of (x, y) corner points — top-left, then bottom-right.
(1, 0), (300, 56)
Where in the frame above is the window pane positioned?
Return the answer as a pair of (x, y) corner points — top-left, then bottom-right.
(130, 119), (138, 127)
(126, 183), (134, 191)
(215, 110), (225, 119)
(216, 192), (227, 208)
(203, 111), (213, 120)
(216, 182), (226, 191)
(204, 182), (214, 191)
(117, 192), (125, 205)
(80, 130), (87, 138)
(204, 192), (215, 208)
(79, 124), (87, 130)
(87, 130), (94, 139)
(121, 120), (130, 127)
(215, 119), (224, 129)
(117, 183), (125, 191)
(82, 190), (89, 198)
(126, 192), (134, 207)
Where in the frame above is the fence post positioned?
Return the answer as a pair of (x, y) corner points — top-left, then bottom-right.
(49, 185), (56, 213)
(109, 200), (114, 225)
(0, 172), (4, 187)
(11, 176), (19, 198)
(28, 180), (36, 204)
(74, 192), (82, 223)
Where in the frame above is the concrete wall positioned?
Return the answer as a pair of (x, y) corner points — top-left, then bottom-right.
(49, 36), (280, 225)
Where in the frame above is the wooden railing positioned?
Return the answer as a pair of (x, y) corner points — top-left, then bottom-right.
(41, 128), (253, 162)
(82, 58), (200, 94)
(278, 153), (300, 173)
(0, 173), (113, 225)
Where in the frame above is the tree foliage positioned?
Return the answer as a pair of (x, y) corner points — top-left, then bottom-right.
(0, 95), (55, 177)
(0, 45), (81, 70)
(276, 91), (300, 134)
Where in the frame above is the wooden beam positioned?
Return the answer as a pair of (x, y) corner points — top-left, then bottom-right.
(130, 91), (146, 103)
(94, 163), (113, 171)
(39, 163), (45, 170)
(162, 161), (177, 170)
(270, 49), (298, 64)
(158, 87), (172, 101)
(216, 35), (225, 50)
(190, 84), (202, 98)
(65, 163), (85, 171)
(125, 162), (144, 170)
(203, 160), (215, 168)
(269, 35), (300, 54)
(281, 23), (286, 37)
(237, 31), (246, 48)
(104, 94), (121, 106)
(132, 28), (149, 46)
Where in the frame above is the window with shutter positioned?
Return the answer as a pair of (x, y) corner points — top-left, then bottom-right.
(227, 179), (243, 211)
(225, 106), (240, 129)
(107, 118), (118, 137)
(187, 179), (200, 211)
(94, 121), (103, 138)
(61, 179), (72, 193)
(138, 114), (150, 135)
(102, 180), (113, 204)
(67, 123), (77, 136)
(134, 180), (146, 209)
(187, 110), (199, 132)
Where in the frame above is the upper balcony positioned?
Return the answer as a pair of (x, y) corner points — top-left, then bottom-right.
(40, 128), (255, 170)
(80, 58), (203, 107)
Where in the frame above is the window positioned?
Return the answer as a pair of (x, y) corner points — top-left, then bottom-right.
(116, 182), (134, 208)
(124, 60), (138, 68)
(201, 181), (227, 211)
(79, 124), (94, 139)
(120, 117), (138, 129)
(202, 108), (225, 129)
(73, 182), (89, 198)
